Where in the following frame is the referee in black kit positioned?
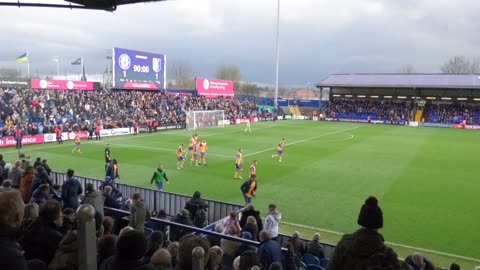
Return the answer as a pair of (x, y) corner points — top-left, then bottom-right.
(105, 144), (112, 171)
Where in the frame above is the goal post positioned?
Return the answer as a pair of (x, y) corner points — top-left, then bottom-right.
(186, 110), (226, 130)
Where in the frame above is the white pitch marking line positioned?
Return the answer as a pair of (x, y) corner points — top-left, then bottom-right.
(243, 126), (360, 158)
(282, 220), (480, 262)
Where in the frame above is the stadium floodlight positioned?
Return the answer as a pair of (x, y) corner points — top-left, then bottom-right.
(186, 110), (226, 131)
(0, 0), (167, 11)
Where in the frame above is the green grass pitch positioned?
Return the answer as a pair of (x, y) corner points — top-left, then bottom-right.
(4, 121), (479, 259)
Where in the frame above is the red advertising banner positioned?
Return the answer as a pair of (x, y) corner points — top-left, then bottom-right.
(0, 135), (45, 148)
(453, 124), (480, 130)
(196, 78), (235, 98)
(31, 79), (94, 91)
(122, 82), (158, 90)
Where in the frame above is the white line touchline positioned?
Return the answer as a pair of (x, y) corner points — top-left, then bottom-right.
(281, 220), (480, 262)
(243, 126), (360, 158)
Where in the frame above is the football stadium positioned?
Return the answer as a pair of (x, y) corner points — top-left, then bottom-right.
(1, 1), (480, 270)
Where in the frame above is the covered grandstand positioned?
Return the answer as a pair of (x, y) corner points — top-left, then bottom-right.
(316, 73), (480, 125)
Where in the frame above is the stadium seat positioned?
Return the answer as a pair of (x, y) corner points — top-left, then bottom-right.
(319, 259), (329, 268)
(302, 253), (320, 266)
(144, 227), (153, 236)
(306, 265), (324, 270)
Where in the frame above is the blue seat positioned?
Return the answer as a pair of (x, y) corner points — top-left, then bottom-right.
(299, 262), (307, 270)
(319, 259), (329, 268)
(144, 227), (153, 236)
(302, 253), (320, 267)
(306, 265), (324, 270)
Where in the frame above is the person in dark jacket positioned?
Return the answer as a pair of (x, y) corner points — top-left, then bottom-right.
(170, 209), (194, 241)
(19, 200), (65, 265)
(29, 184), (50, 205)
(97, 235), (118, 268)
(404, 253), (435, 270)
(41, 159), (52, 176)
(305, 233), (325, 260)
(20, 165), (35, 203)
(61, 169), (83, 210)
(288, 231), (306, 255)
(99, 229), (155, 270)
(258, 230), (282, 270)
(59, 208), (76, 234)
(207, 223), (224, 247)
(235, 231), (257, 258)
(283, 242), (300, 270)
(239, 204), (264, 232)
(102, 186), (121, 209)
(0, 191), (29, 270)
(83, 183), (105, 216)
(8, 160), (22, 188)
(184, 191), (209, 227)
(242, 216), (259, 241)
(326, 196), (401, 270)
(128, 192), (149, 232)
(30, 166), (53, 196)
(33, 157), (42, 169)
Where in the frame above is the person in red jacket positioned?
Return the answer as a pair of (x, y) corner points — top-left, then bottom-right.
(55, 126), (63, 144)
(95, 125), (101, 140)
(134, 122), (139, 135)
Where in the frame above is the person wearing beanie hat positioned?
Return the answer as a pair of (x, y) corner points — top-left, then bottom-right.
(99, 229), (155, 270)
(326, 196), (401, 270)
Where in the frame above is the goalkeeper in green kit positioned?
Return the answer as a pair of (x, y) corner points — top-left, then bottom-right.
(150, 164), (169, 191)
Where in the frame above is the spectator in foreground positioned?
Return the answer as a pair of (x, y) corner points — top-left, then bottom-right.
(239, 250), (259, 270)
(0, 179), (13, 192)
(19, 200), (65, 265)
(239, 204), (263, 232)
(151, 248), (173, 270)
(224, 211), (242, 236)
(143, 231), (165, 263)
(176, 234), (210, 270)
(99, 229), (154, 270)
(167, 242), (179, 268)
(207, 223), (224, 247)
(242, 216), (259, 241)
(184, 191), (208, 228)
(283, 242), (299, 270)
(129, 192), (149, 232)
(97, 235), (118, 268)
(288, 231), (306, 255)
(0, 191), (29, 270)
(170, 209), (194, 241)
(326, 196), (401, 270)
(102, 186), (120, 209)
(61, 169), (83, 210)
(305, 233), (325, 260)
(30, 166), (52, 196)
(83, 183), (105, 216)
(8, 161), (22, 189)
(449, 263), (460, 270)
(59, 208), (76, 234)
(264, 204), (281, 240)
(258, 230), (282, 270)
(20, 165), (35, 203)
(404, 252), (435, 270)
(29, 184), (50, 205)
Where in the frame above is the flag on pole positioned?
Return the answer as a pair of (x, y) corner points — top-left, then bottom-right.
(71, 58), (82, 65)
(52, 56), (59, 62)
(16, 52), (28, 63)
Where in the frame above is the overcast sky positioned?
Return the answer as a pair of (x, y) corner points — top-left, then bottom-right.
(1, 0), (480, 86)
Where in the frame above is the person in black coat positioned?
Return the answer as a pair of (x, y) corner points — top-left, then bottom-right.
(239, 204), (263, 232)
(0, 191), (29, 270)
(30, 166), (53, 196)
(19, 200), (65, 265)
(258, 231), (282, 270)
(61, 169), (83, 210)
(170, 209), (194, 241)
(41, 160), (52, 176)
(184, 191), (208, 227)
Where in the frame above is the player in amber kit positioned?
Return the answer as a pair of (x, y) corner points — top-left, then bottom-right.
(249, 160), (257, 178)
(187, 135), (195, 159)
(191, 141), (200, 166)
(177, 144), (185, 170)
(199, 140), (208, 166)
(72, 134), (81, 154)
(271, 138), (285, 162)
(234, 149), (244, 179)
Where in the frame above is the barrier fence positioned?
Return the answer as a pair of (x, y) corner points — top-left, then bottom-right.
(51, 171), (243, 223)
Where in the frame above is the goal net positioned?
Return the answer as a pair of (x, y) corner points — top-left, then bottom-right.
(186, 110), (226, 130)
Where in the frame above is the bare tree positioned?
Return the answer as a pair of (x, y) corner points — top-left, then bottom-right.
(216, 65), (241, 82)
(0, 67), (21, 79)
(400, 64), (416, 74)
(169, 60), (195, 89)
(440, 56), (480, 74)
(238, 83), (261, 96)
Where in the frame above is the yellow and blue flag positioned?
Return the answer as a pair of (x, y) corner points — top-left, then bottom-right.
(15, 52), (28, 63)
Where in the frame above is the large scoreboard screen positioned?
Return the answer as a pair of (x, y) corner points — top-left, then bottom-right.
(112, 47), (166, 90)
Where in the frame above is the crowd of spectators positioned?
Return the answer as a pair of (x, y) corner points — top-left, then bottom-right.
(0, 88), (259, 137)
(328, 99), (413, 122)
(426, 103), (480, 124)
(0, 153), (467, 270)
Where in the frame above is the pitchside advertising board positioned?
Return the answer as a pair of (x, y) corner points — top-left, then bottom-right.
(31, 79), (94, 91)
(113, 47), (166, 90)
(196, 78), (235, 98)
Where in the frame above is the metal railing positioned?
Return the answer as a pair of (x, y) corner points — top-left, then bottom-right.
(51, 171), (243, 223)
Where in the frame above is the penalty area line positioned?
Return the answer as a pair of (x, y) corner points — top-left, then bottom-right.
(281, 220), (480, 262)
